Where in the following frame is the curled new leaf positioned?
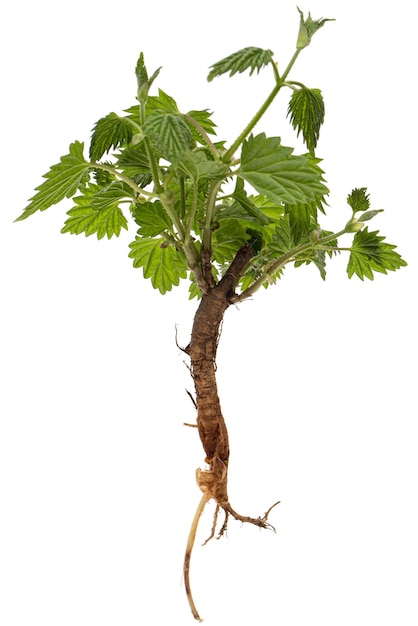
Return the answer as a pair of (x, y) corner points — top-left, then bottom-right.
(135, 52), (162, 103)
(347, 188), (370, 214)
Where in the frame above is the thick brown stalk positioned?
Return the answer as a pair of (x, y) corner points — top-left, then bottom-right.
(183, 245), (279, 620)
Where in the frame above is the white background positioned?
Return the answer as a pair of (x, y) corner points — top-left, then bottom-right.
(1, 1), (417, 624)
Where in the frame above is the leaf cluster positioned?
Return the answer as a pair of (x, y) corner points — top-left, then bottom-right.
(17, 10), (406, 296)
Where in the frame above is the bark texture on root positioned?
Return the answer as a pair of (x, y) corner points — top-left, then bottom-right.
(183, 244), (279, 620)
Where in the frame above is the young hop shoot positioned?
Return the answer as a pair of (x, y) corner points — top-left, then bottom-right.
(17, 8), (406, 621)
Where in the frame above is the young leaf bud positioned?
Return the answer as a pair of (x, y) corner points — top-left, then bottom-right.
(311, 228), (322, 241)
(296, 8), (334, 50)
(345, 218), (365, 233)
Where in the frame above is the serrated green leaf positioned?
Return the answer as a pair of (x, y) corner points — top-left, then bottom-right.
(146, 89), (179, 114)
(143, 112), (193, 164)
(131, 200), (172, 236)
(128, 236), (187, 294)
(347, 187), (370, 214)
(212, 220), (248, 264)
(287, 87), (325, 153)
(186, 110), (217, 136)
(208, 47), (274, 82)
(178, 150), (229, 181)
(268, 218), (294, 257)
(347, 228), (407, 280)
(89, 113), (136, 162)
(285, 200), (321, 243)
(239, 133), (328, 206)
(116, 143), (152, 186)
(92, 181), (134, 210)
(16, 142), (92, 221)
(61, 183), (129, 239)
(250, 195), (285, 221)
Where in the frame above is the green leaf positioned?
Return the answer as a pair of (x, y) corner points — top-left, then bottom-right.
(16, 142), (92, 221)
(239, 133), (329, 206)
(287, 87), (325, 154)
(347, 228), (407, 280)
(146, 89), (179, 114)
(131, 200), (172, 236)
(116, 143), (152, 186)
(186, 110), (217, 136)
(128, 237), (187, 294)
(285, 202), (312, 243)
(212, 220), (248, 264)
(143, 112), (193, 164)
(178, 150), (229, 181)
(89, 113), (136, 162)
(267, 218), (294, 257)
(249, 195), (285, 221)
(61, 182), (129, 239)
(285, 200), (322, 243)
(231, 182), (272, 226)
(347, 188), (370, 214)
(208, 47), (274, 82)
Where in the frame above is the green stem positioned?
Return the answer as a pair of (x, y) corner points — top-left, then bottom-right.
(91, 162), (155, 198)
(202, 180), (223, 253)
(222, 50), (302, 164)
(184, 182), (199, 245)
(139, 100), (163, 194)
(222, 81), (281, 163)
(143, 136), (162, 193)
(182, 114), (220, 160)
(280, 49), (302, 82)
(159, 195), (185, 241)
(178, 176), (186, 220)
(234, 228), (349, 302)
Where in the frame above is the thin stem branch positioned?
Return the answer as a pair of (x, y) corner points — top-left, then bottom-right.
(202, 180), (223, 252)
(233, 228), (349, 302)
(182, 113), (220, 160)
(221, 49), (302, 164)
(184, 182), (199, 245)
(280, 49), (302, 82)
(222, 81), (281, 163)
(90, 163), (155, 198)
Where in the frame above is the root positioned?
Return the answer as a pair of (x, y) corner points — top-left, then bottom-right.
(202, 503), (229, 545)
(184, 492), (210, 622)
(224, 500), (280, 531)
(185, 388), (197, 409)
(184, 463), (279, 621)
(202, 503), (220, 546)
